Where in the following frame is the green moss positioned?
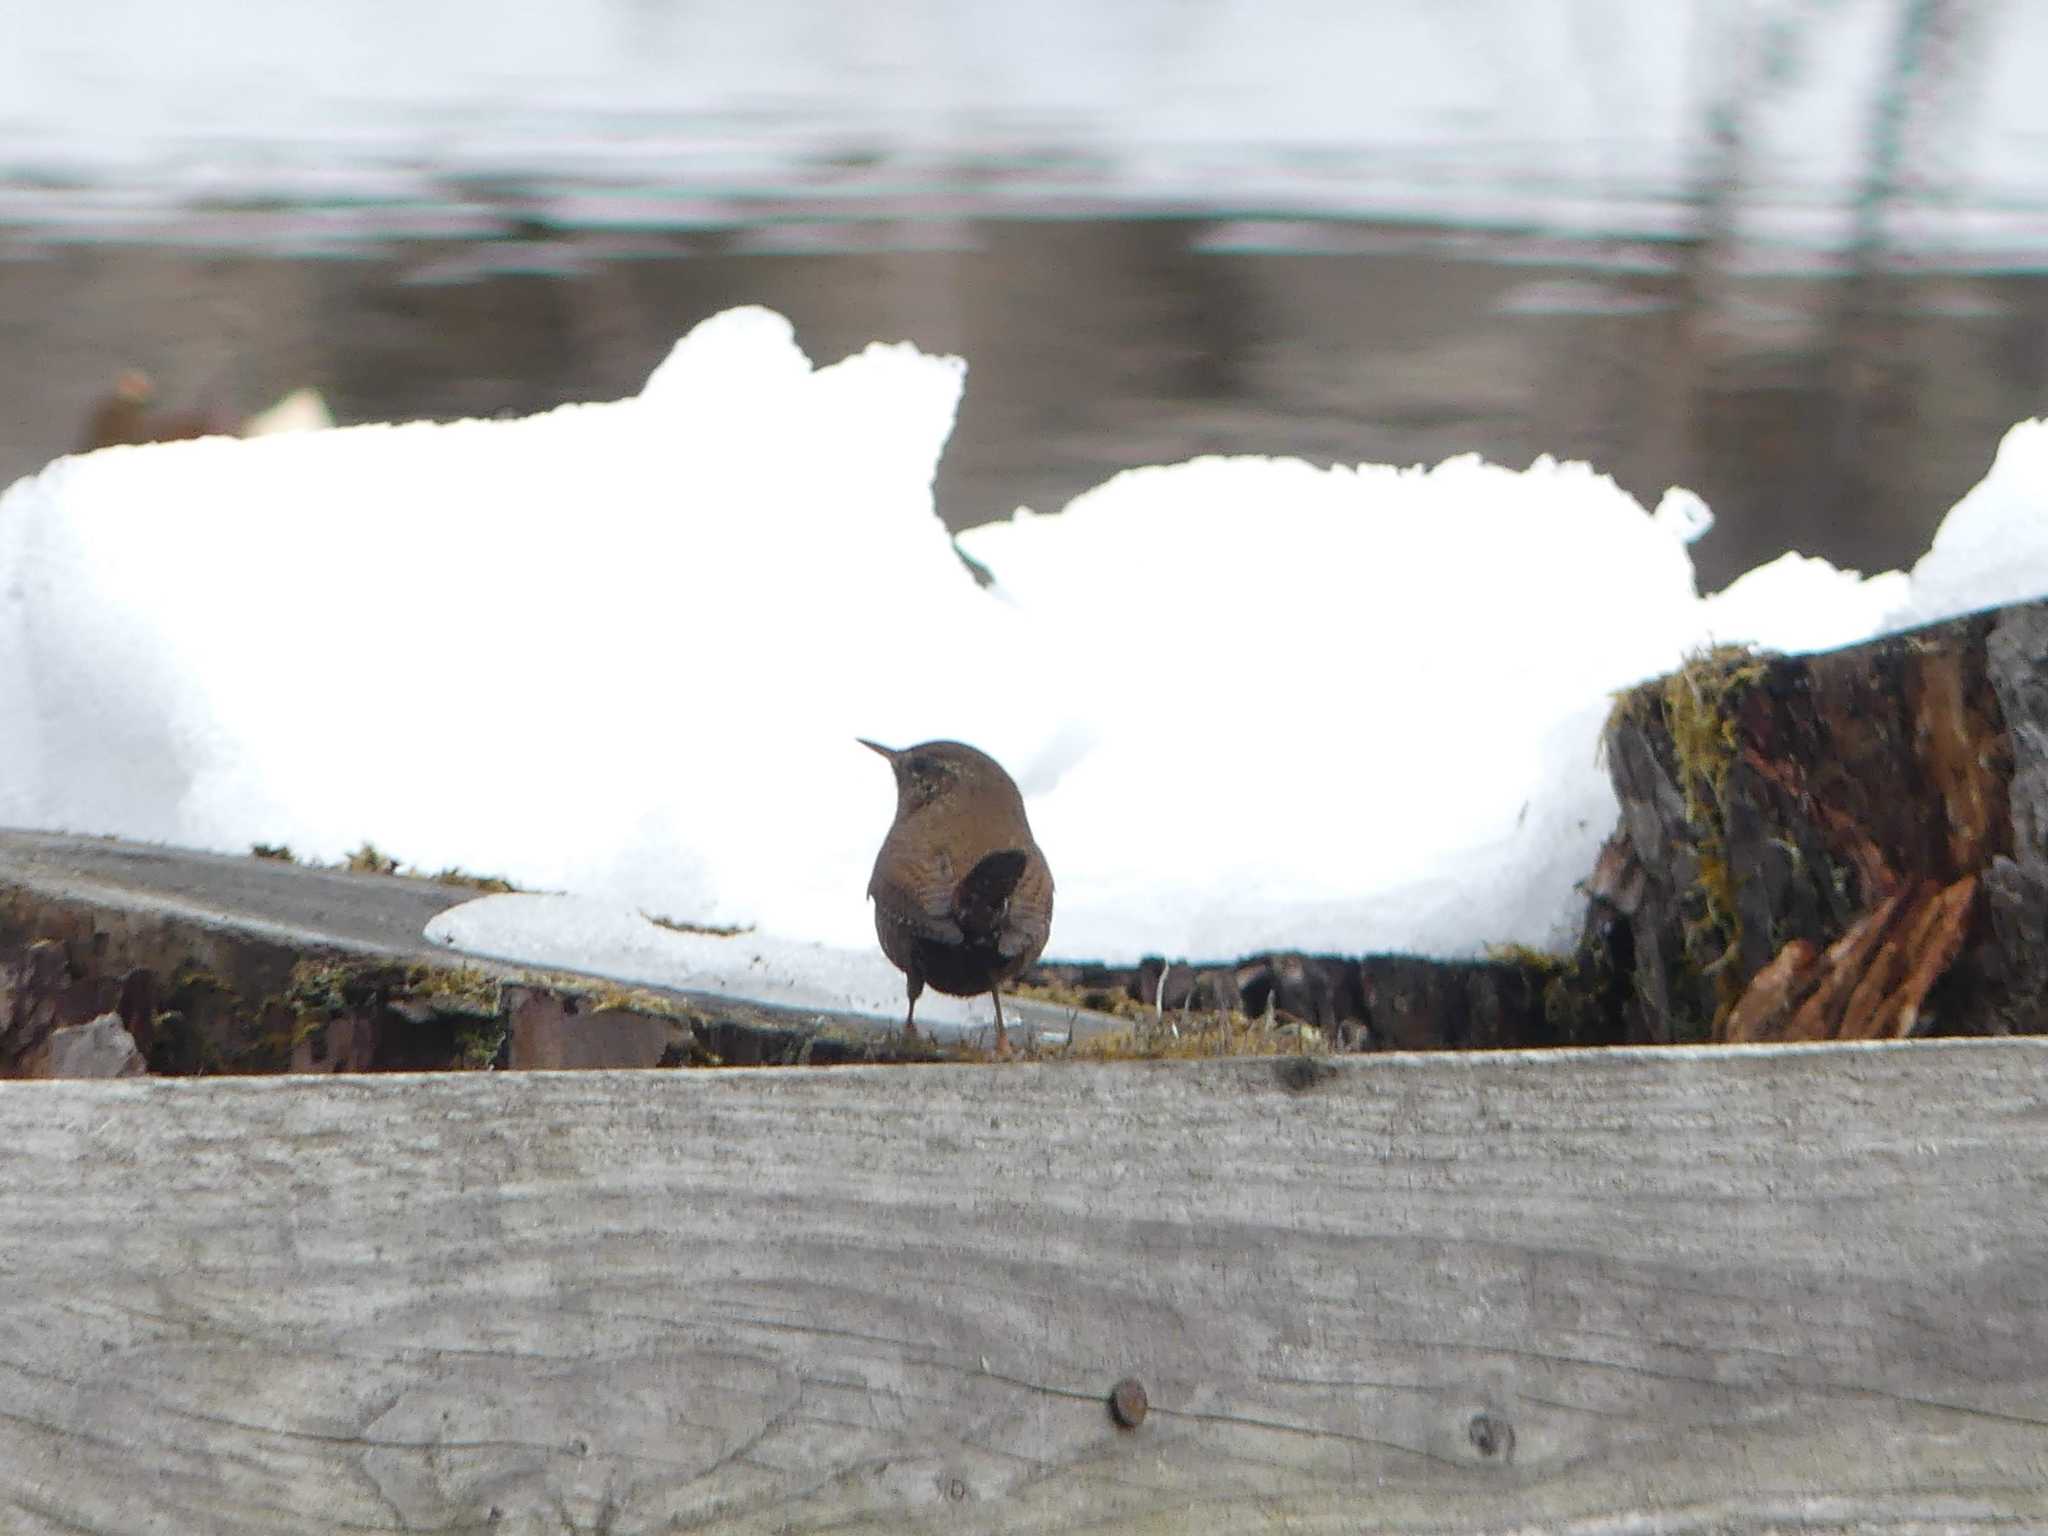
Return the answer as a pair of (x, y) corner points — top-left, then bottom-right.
(1488, 943), (1603, 1044)
(1548, 947), (1624, 1044)
(285, 957), (394, 1016)
(1484, 942), (1566, 978)
(301, 843), (517, 892)
(153, 963), (297, 1073)
(1012, 978), (1152, 1022)
(1010, 982), (1323, 1059)
(1485, 942), (1618, 1045)
(424, 867), (518, 894)
(1051, 1009), (1323, 1061)
(582, 982), (710, 1022)
(279, 958), (507, 1071)
(644, 911), (753, 938)
(1613, 644), (1773, 1035)
(1672, 649), (1768, 1018)
(453, 1019), (509, 1069)
(405, 962), (501, 1015)
(287, 958), (501, 1018)
(344, 842), (400, 876)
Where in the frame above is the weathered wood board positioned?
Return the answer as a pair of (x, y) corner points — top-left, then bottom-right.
(2, 1042), (2045, 1533)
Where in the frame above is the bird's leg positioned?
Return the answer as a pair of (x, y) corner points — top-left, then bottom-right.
(903, 975), (923, 1040)
(990, 990), (1013, 1059)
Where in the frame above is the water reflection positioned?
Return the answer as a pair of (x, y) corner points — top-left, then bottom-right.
(6, 219), (2043, 589)
(8, 0), (2048, 586)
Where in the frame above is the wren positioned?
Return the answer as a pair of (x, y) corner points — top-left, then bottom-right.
(860, 739), (1054, 1056)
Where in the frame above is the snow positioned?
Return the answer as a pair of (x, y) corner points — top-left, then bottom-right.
(952, 454), (1709, 960)
(1701, 553), (1912, 655)
(425, 892), (1018, 1039)
(2, 305), (2044, 1023)
(1893, 420), (2048, 630)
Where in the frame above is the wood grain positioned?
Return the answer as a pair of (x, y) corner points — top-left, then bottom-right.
(1, 1041), (2045, 1532)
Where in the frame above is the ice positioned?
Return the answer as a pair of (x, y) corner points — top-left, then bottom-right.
(423, 893), (1014, 1040)
(3, 305), (2043, 1018)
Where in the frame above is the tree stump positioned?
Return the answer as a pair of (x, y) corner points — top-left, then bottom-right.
(1034, 598), (2048, 1051)
(1599, 598), (2048, 1043)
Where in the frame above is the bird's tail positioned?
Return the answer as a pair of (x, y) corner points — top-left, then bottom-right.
(955, 849), (1028, 938)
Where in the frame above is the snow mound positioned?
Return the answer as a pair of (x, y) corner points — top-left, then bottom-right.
(7, 305), (2026, 978)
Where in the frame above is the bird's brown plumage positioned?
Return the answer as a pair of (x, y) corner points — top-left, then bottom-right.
(77, 370), (227, 453)
(861, 738), (1053, 1055)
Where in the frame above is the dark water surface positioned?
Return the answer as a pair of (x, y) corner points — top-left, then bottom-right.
(5, 219), (2046, 590)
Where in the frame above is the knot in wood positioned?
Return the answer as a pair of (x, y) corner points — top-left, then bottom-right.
(1274, 1056), (1338, 1093)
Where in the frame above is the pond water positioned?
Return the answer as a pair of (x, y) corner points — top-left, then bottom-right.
(6, 218), (2044, 591)
(9, 1), (2048, 589)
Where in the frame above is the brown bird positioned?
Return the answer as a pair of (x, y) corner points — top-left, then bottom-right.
(77, 369), (229, 453)
(861, 739), (1054, 1056)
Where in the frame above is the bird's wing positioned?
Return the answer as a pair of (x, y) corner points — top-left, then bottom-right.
(954, 849), (1028, 939)
(868, 856), (966, 946)
(996, 855), (1054, 961)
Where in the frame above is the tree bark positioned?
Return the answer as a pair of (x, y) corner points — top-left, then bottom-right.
(1599, 599), (2048, 1043)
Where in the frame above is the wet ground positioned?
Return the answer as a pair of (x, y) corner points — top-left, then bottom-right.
(4, 218), (2046, 590)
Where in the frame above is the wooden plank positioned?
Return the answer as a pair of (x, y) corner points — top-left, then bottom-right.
(0, 827), (1122, 1070)
(1, 1041), (2044, 1533)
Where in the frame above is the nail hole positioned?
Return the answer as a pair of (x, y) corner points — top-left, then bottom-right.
(1468, 1411), (1513, 1460)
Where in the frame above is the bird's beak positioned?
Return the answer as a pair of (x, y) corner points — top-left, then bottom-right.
(857, 738), (898, 761)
